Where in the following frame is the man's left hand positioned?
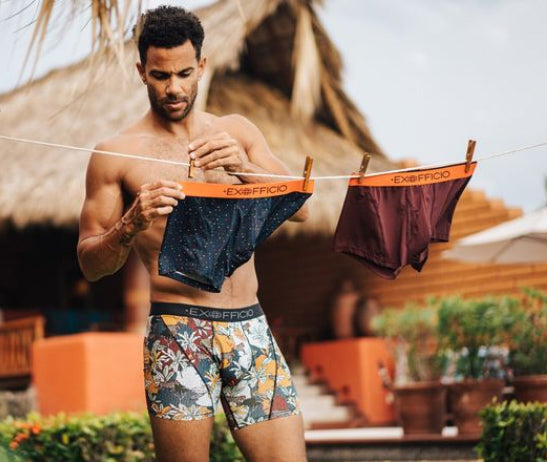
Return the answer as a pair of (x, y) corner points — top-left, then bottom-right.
(189, 132), (248, 173)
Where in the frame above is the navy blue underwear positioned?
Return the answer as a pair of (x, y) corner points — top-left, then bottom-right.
(159, 180), (313, 292)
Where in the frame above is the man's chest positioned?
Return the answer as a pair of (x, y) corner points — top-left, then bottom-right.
(117, 128), (246, 200)
(121, 162), (241, 202)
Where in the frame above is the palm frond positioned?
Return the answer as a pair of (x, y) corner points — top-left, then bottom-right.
(290, 2), (322, 122)
(16, 0), (140, 85)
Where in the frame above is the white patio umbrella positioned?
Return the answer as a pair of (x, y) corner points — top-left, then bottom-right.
(443, 206), (547, 264)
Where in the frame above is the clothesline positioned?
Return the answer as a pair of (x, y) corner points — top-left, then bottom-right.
(0, 133), (546, 182)
(315, 140), (547, 180)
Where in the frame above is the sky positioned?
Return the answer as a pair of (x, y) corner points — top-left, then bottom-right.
(1, 0), (546, 212)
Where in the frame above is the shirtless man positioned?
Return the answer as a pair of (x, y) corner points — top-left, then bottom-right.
(77, 6), (308, 462)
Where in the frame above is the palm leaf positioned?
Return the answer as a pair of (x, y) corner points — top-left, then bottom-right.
(7, 0), (141, 85)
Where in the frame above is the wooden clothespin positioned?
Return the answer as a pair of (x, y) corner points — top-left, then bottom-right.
(358, 153), (371, 184)
(302, 156), (314, 192)
(465, 139), (476, 173)
(188, 159), (196, 179)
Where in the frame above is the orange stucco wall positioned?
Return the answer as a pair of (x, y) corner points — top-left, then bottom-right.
(301, 338), (395, 425)
(32, 332), (145, 415)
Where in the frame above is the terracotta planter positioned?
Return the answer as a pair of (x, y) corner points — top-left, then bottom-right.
(394, 381), (446, 435)
(448, 379), (504, 435)
(513, 375), (547, 403)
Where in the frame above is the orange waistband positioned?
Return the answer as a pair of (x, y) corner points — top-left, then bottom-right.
(348, 162), (477, 187)
(178, 179), (315, 198)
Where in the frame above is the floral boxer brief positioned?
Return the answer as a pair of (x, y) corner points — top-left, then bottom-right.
(143, 302), (301, 430)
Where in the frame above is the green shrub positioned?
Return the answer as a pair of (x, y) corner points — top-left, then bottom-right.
(371, 302), (446, 383)
(437, 296), (515, 379)
(209, 415), (245, 462)
(505, 288), (547, 376)
(0, 411), (244, 462)
(477, 400), (547, 462)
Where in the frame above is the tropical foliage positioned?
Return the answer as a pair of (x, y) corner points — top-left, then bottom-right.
(436, 295), (515, 380)
(371, 302), (446, 383)
(0, 411), (243, 462)
(372, 291), (547, 383)
(503, 288), (547, 376)
(19, 0), (141, 80)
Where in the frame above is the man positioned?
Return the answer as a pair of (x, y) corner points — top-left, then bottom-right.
(77, 6), (308, 462)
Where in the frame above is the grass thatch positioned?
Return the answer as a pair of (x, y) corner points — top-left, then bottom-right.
(0, 0), (393, 234)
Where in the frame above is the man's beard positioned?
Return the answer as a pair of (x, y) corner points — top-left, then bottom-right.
(148, 84), (198, 122)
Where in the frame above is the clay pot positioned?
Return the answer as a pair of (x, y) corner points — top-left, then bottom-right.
(513, 375), (547, 403)
(448, 379), (504, 435)
(394, 381), (446, 435)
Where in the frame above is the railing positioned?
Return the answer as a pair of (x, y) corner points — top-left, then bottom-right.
(0, 316), (45, 388)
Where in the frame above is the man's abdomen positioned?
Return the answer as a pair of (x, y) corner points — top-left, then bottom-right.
(148, 258), (260, 308)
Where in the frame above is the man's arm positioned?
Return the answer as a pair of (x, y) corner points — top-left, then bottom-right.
(77, 143), (185, 281)
(189, 115), (310, 222)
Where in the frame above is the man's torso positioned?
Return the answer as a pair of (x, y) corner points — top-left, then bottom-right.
(107, 112), (259, 307)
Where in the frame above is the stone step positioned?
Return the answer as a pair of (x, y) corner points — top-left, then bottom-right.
(292, 375), (331, 393)
(0, 387), (36, 420)
(294, 382), (328, 396)
(303, 417), (351, 428)
(299, 394), (337, 408)
(302, 407), (352, 422)
(291, 374), (315, 388)
(305, 427), (477, 461)
(291, 366), (355, 428)
(290, 363), (307, 375)
(302, 405), (353, 423)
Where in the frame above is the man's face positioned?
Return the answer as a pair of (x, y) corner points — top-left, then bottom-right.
(137, 41), (206, 122)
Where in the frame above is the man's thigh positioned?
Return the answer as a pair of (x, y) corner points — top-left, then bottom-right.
(231, 413), (307, 462)
(144, 314), (220, 461)
(150, 415), (214, 462)
(217, 314), (306, 460)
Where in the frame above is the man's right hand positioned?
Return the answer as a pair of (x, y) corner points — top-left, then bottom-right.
(122, 180), (186, 236)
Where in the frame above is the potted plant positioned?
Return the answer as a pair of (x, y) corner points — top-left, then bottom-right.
(504, 288), (547, 403)
(371, 302), (447, 435)
(437, 296), (509, 435)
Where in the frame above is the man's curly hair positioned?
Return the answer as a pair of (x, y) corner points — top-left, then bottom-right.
(135, 6), (204, 65)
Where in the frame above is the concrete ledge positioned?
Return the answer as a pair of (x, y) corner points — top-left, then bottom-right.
(305, 427), (479, 461)
(306, 442), (477, 462)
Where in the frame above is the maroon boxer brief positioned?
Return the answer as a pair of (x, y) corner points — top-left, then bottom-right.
(333, 162), (477, 279)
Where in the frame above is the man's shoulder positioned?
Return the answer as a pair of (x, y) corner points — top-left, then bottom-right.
(91, 119), (149, 162)
(197, 111), (258, 135)
(93, 134), (125, 154)
(216, 113), (254, 129)
(87, 131), (139, 179)
(95, 113), (152, 151)
(214, 113), (262, 144)
(94, 123), (144, 152)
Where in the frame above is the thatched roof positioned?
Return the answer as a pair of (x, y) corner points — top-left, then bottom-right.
(0, 0), (394, 234)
